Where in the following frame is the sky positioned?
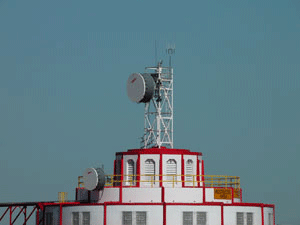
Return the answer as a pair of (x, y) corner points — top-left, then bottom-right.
(0, 0), (299, 224)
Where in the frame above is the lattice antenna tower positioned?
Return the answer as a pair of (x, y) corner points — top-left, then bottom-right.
(127, 44), (175, 148)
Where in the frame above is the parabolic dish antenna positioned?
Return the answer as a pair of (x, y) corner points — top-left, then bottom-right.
(83, 168), (105, 191)
(127, 73), (155, 103)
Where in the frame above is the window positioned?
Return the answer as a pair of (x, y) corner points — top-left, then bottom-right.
(45, 212), (53, 225)
(167, 159), (177, 184)
(122, 211), (132, 225)
(136, 211), (147, 225)
(145, 159), (155, 184)
(82, 212), (90, 225)
(237, 212), (244, 225)
(246, 213), (253, 225)
(72, 212), (79, 225)
(127, 160), (135, 185)
(196, 212), (206, 225)
(185, 159), (194, 184)
(183, 212), (193, 225)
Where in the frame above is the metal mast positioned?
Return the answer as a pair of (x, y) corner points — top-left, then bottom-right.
(142, 47), (174, 148)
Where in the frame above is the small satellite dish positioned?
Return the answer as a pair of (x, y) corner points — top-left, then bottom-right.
(83, 168), (105, 191)
(127, 73), (155, 103)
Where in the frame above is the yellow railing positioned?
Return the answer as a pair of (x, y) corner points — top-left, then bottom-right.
(58, 192), (68, 203)
(78, 174), (240, 189)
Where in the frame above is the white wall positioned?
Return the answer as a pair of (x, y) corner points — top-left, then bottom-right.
(140, 154), (160, 188)
(162, 154), (182, 188)
(183, 155), (197, 187)
(92, 187), (120, 203)
(164, 188), (203, 203)
(223, 206), (262, 225)
(62, 206), (104, 225)
(123, 154), (138, 186)
(166, 205), (221, 225)
(263, 207), (274, 225)
(205, 188), (232, 203)
(106, 205), (163, 225)
(122, 187), (162, 203)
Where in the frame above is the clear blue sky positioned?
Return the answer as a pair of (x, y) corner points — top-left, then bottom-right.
(0, 0), (299, 224)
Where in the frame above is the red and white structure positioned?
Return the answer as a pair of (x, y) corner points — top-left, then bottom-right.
(0, 53), (275, 225)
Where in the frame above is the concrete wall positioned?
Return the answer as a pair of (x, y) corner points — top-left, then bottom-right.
(106, 205), (163, 225)
(94, 187), (120, 203)
(164, 188), (203, 203)
(223, 206), (262, 225)
(263, 207), (274, 225)
(166, 205), (221, 225)
(62, 206), (104, 225)
(122, 187), (162, 203)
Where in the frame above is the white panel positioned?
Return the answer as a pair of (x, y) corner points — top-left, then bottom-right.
(223, 206), (262, 225)
(107, 205), (163, 225)
(123, 155), (138, 186)
(140, 154), (160, 188)
(162, 154), (182, 187)
(263, 207), (274, 225)
(62, 206), (103, 225)
(183, 155), (197, 186)
(205, 188), (232, 203)
(164, 188), (203, 203)
(166, 205), (221, 225)
(91, 187), (120, 203)
(122, 188), (162, 203)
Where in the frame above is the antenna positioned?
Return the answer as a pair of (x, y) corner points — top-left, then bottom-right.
(127, 44), (175, 149)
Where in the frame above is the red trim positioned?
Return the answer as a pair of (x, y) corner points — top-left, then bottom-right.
(59, 204), (62, 225)
(120, 158), (123, 203)
(202, 160), (205, 203)
(231, 187), (234, 203)
(261, 205), (264, 225)
(163, 203), (166, 225)
(117, 148), (202, 156)
(181, 155), (185, 187)
(137, 154), (140, 188)
(113, 160), (116, 176)
(159, 154), (163, 187)
(197, 158), (200, 188)
(103, 203), (107, 225)
(161, 186), (165, 203)
(221, 203), (224, 225)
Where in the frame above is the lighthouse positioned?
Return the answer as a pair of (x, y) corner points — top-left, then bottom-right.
(0, 52), (275, 225)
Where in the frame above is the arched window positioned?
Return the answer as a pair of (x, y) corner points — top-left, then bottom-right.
(145, 159), (155, 184)
(127, 159), (135, 185)
(185, 159), (193, 183)
(166, 159), (177, 184)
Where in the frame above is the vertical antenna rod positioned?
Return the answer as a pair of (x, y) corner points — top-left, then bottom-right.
(143, 45), (174, 148)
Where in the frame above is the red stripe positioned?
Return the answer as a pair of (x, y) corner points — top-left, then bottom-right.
(59, 204), (62, 225)
(181, 155), (185, 187)
(137, 154), (140, 187)
(221, 204), (224, 225)
(103, 203), (107, 225)
(261, 205), (264, 225)
(160, 154), (163, 187)
(202, 160), (206, 203)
